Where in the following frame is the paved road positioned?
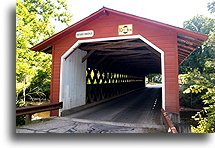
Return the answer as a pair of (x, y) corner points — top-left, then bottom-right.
(16, 116), (164, 133)
(16, 87), (165, 133)
(69, 88), (162, 125)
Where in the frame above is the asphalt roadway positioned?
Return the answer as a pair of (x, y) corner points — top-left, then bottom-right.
(16, 87), (165, 133)
(68, 87), (163, 126)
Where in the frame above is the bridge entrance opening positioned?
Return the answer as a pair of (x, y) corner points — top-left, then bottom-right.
(28, 7), (208, 132)
(60, 35), (165, 117)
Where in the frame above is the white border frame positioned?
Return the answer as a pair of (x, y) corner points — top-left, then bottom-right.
(60, 35), (165, 115)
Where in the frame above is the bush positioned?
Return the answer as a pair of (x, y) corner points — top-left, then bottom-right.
(16, 99), (25, 126)
(179, 70), (205, 108)
(179, 68), (215, 133)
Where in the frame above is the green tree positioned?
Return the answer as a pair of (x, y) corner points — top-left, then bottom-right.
(179, 15), (215, 74)
(179, 2), (215, 133)
(16, 0), (72, 126)
(208, 1), (215, 14)
(179, 70), (206, 108)
(183, 67), (215, 133)
(16, 0), (72, 102)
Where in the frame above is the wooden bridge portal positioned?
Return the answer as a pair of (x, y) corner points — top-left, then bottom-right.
(30, 7), (207, 117)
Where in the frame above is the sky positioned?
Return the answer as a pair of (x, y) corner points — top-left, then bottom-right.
(56, 0), (214, 32)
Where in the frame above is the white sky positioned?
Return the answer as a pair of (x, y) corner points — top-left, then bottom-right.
(56, 0), (214, 32)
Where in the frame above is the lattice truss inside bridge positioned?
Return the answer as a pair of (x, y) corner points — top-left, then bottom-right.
(77, 38), (161, 104)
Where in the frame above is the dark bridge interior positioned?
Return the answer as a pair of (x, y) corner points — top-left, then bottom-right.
(79, 38), (161, 77)
(77, 38), (162, 104)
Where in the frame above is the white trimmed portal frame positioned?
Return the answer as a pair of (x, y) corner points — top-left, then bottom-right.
(59, 35), (165, 115)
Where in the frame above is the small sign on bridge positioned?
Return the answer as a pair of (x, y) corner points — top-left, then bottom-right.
(76, 30), (94, 38)
(118, 24), (133, 35)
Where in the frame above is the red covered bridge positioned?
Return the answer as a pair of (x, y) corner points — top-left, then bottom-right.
(31, 7), (207, 119)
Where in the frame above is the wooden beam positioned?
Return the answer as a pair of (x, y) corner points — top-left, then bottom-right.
(177, 34), (203, 45)
(41, 45), (52, 54)
(91, 48), (150, 52)
(88, 39), (137, 45)
(95, 55), (109, 66)
(105, 58), (119, 68)
(103, 53), (161, 66)
(82, 48), (97, 63)
(79, 39), (129, 49)
(121, 59), (160, 64)
(178, 56), (185, 62)
(178, 44), (195, 52)
(94, 50), (151, 56)
(80, 41), (148, 51)
(144, 46), (161, 58)
(106, 54), (152, 59)
(65, 46), (80, 60)
(178, 47), (191, 55)
(117, 59), (160, 65)
(178, 50), (189, 57)
(177, 39), (199, 48)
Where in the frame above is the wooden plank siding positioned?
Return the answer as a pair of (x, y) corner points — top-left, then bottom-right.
(48, 12), (180, 115)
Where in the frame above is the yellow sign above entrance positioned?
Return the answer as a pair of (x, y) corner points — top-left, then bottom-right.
(118, 24), (133, 35)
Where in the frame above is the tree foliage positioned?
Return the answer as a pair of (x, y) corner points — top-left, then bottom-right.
(179, 15), (215, 74)
(182, 68), (215, 133)
(179, 70), (206, 108)
(16, 0), (72, 126)
(16, 0), (72, 102)
(179, 2), (215, 133)
(208, 1), (215, 14)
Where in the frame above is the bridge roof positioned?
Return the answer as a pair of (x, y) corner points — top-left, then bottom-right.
(30, 7), (208, 64)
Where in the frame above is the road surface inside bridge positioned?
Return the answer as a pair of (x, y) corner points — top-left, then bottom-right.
(16, 87), (166, 133)
(68, 87), (163, 128)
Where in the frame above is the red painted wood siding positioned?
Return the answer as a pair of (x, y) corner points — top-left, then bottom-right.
(50, 12), (180, 115)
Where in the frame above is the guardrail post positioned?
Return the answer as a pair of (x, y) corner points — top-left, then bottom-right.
(25, 114), (32, 124)
(25, 104), (32, 124)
